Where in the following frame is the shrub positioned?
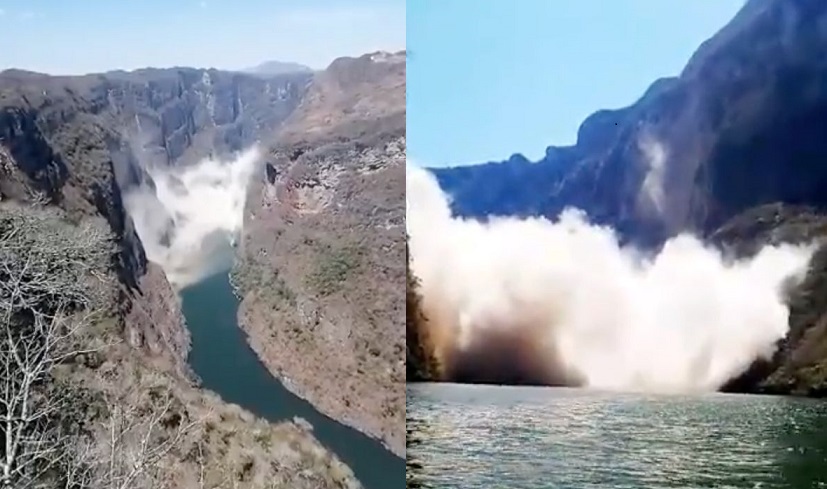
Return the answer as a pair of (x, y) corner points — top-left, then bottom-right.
(306, 245), (361, 296)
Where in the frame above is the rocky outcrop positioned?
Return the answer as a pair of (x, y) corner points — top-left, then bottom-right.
(429, 0), (827, 394)
(276, 51), (405, 145)
(234, 52), (406, 456)
(0, 66), (310, 288)
(0, 64), (309, 320)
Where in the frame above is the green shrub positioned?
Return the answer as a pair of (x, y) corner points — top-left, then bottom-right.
(306, 245), (362, 296)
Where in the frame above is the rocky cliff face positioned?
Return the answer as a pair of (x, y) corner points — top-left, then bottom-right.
(0, 66), (309, 369)
(430, 0), (827, 395)
(435, 0), (827, 243)
(233, 51), (406, 456)
(0, 65), (362, 488)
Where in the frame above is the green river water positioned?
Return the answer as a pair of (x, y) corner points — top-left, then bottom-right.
(407, 382), (827, 489)
(180, 271), (404, 489)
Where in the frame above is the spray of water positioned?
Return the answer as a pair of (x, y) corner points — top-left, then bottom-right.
(406, 163), (814, 392)
(124, 146), (261, 288)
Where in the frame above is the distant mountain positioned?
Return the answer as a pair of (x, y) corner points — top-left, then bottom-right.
(244, 60), (314, 76)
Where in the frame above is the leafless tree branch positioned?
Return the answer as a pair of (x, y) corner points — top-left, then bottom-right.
(0, 205), (201, 489)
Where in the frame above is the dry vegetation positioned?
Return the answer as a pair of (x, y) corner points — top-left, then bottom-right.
(234, 133), (406, 456)
(712, 204), (827, 396)
(405, 235), (439, 383)
(276, 51), (405, 145)
(0, 203), (361, 489)
(227, 50), (408, 458)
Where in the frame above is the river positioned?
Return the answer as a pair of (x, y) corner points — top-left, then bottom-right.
(180, 270), (404, 489)
(407, 383), (827, 488)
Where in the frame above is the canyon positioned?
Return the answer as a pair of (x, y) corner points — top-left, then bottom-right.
(0, 50), (404, 487)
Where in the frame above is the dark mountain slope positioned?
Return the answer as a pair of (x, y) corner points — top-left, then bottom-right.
(433, 0), (827, 246)
(428, 0), (827, 395)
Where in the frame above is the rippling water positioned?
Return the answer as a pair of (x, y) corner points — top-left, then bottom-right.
(407, 383), (827, 488)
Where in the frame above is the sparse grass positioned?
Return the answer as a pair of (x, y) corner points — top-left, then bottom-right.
(306, 244), (362, 296)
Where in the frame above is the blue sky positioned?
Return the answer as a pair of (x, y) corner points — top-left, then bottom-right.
(0, 0), (404, 74)
(408, 0), (746, 166)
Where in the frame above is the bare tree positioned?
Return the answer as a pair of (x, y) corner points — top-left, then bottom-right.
(0, 205), (203, 489)
(68, 392), (205, 489)
(0, 204), (212, 489)
(0, 309), (102, 489)
(0, 205), (115, 489)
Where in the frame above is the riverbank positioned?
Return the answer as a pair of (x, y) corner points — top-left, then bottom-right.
(227, 271), (400, 455)
(236, 291), (404, 457)
(183, 270), (405, 489)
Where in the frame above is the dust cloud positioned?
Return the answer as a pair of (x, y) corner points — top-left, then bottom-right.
(406, 163), (814, 392)
(124, 147), (261, 288)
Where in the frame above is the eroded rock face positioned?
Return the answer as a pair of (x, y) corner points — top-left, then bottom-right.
(233, 52), (406, 456)
(426, 0), (827, 394)
(236, 134), (406, 456)
(0, 68), (305, 377)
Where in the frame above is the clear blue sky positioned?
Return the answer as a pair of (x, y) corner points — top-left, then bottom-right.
(408, 0), (746, 167)
(0, 0), (404, 75)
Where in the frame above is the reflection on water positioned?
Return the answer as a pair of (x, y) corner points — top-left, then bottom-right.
(406, 383), (827, 489)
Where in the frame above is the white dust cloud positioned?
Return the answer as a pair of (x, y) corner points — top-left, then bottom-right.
(124, 147), (261, 288)
(638, 133), (667, 215)
(406, 163), (814, 392)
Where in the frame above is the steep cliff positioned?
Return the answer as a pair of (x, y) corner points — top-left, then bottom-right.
(0, 65), (361, 488)
(0, 66), (309, 373)
(233, 51), (406, 456)
(435, 0), (827, 242)
(429, 0), (827, 394)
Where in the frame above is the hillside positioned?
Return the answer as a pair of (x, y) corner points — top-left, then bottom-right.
(426, 0), (827, 395)
(233, 50), (406, 456)
(0, 61), (365, 487)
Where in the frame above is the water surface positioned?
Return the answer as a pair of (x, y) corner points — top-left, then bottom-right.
(181, 271), (404, 489)
(407, 383), (827, 488)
